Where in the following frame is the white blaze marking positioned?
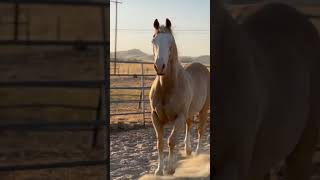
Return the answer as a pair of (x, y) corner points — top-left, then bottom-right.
(152, 33), (173, 73)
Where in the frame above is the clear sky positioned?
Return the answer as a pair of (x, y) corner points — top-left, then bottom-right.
(110, 0), (210, 57)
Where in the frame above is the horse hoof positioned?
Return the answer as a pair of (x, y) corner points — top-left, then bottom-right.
(166, 168), (175, 175)
(154, 168), (163, 176)
(195, 148), (201, 155)
(185, 148), (192, 156)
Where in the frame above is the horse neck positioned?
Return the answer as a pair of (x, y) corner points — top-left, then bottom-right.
(159, 41), (181, 92)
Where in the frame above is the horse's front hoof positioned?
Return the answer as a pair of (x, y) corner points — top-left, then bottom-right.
(185, 148), (192, 156)
(154, 168), (163, 176)
(165, 168), (175, 175)
(195, 148), (201, 155)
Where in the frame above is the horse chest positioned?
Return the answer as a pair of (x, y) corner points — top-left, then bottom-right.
(155, 100), (181, 123)
(163, 104), (179, 121)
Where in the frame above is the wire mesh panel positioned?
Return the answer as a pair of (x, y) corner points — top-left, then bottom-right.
(0, 1), (108, 179)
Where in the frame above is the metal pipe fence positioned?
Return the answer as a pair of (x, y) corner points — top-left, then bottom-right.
(0, 0), (108, 172)
(110, 60), (210, 125)
(0, 160), (107, 172)
(110, 60), (153, 126)
(0, 0), (110, 6)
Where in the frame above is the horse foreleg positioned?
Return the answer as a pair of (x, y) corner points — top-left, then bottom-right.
(152, 111), (164, 176)
(167, 114), (186, 175)
(184, 117), (193, 156)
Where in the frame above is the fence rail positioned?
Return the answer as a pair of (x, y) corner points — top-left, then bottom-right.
(0, 160), (106, 172)
(0, 0), (110, 6)
(0, 40), (109, 46)
(0, 80), (104, 87)
(0, 122), (100, 131)
(0, 1), (108, 172)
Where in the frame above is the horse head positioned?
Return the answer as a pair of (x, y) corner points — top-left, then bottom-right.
(152, 18), (175, 76)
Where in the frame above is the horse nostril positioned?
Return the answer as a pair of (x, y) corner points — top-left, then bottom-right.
(162, 64), (165, 70)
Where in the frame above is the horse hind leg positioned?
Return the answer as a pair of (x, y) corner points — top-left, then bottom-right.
(184, 117), (193, 156)
(284, 115), (318, 180)
(196, 100), (210, 155)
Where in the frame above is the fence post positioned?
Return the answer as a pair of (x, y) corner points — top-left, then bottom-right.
(141, 63), (145, 126)
(138, 90), (142, 109)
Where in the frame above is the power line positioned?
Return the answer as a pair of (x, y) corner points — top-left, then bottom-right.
(110, 0), (122, 3)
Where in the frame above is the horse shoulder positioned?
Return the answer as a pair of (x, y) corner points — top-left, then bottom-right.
(149, 77), (160, 104)
(176, 69), (193, 100)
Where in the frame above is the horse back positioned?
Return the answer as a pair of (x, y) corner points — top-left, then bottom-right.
(184, 62), (210, 92)
(239, 3), (320, 175)
(185, 62), (209, 80)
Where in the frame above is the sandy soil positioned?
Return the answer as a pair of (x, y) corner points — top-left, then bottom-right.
(139, 153), (210, 180)
(110, 122), (210, 180)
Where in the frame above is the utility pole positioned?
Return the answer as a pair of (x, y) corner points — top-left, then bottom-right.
(111, 0), (122, 75)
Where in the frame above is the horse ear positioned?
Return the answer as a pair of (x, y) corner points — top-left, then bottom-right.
(154, 19), (160, 30)
(166, 18), (171, 29)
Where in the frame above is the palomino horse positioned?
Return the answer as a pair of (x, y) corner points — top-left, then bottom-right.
(149, 18), (210, 175)
(213, 1), (320, 180)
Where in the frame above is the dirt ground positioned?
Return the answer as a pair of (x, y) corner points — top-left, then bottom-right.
(0, 130), (106, 180)
(110, 121), (210, 180)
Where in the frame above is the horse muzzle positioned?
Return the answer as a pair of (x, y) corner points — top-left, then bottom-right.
(154, 63), (166, 75)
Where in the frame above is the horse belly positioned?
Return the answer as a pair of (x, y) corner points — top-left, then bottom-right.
(188, 69), (210, 116)
(188, 84), (208, 117)
(189, 97), (206, 116)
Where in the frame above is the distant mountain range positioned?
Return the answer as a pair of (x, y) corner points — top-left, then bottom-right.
(110, 49), (210, 65)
